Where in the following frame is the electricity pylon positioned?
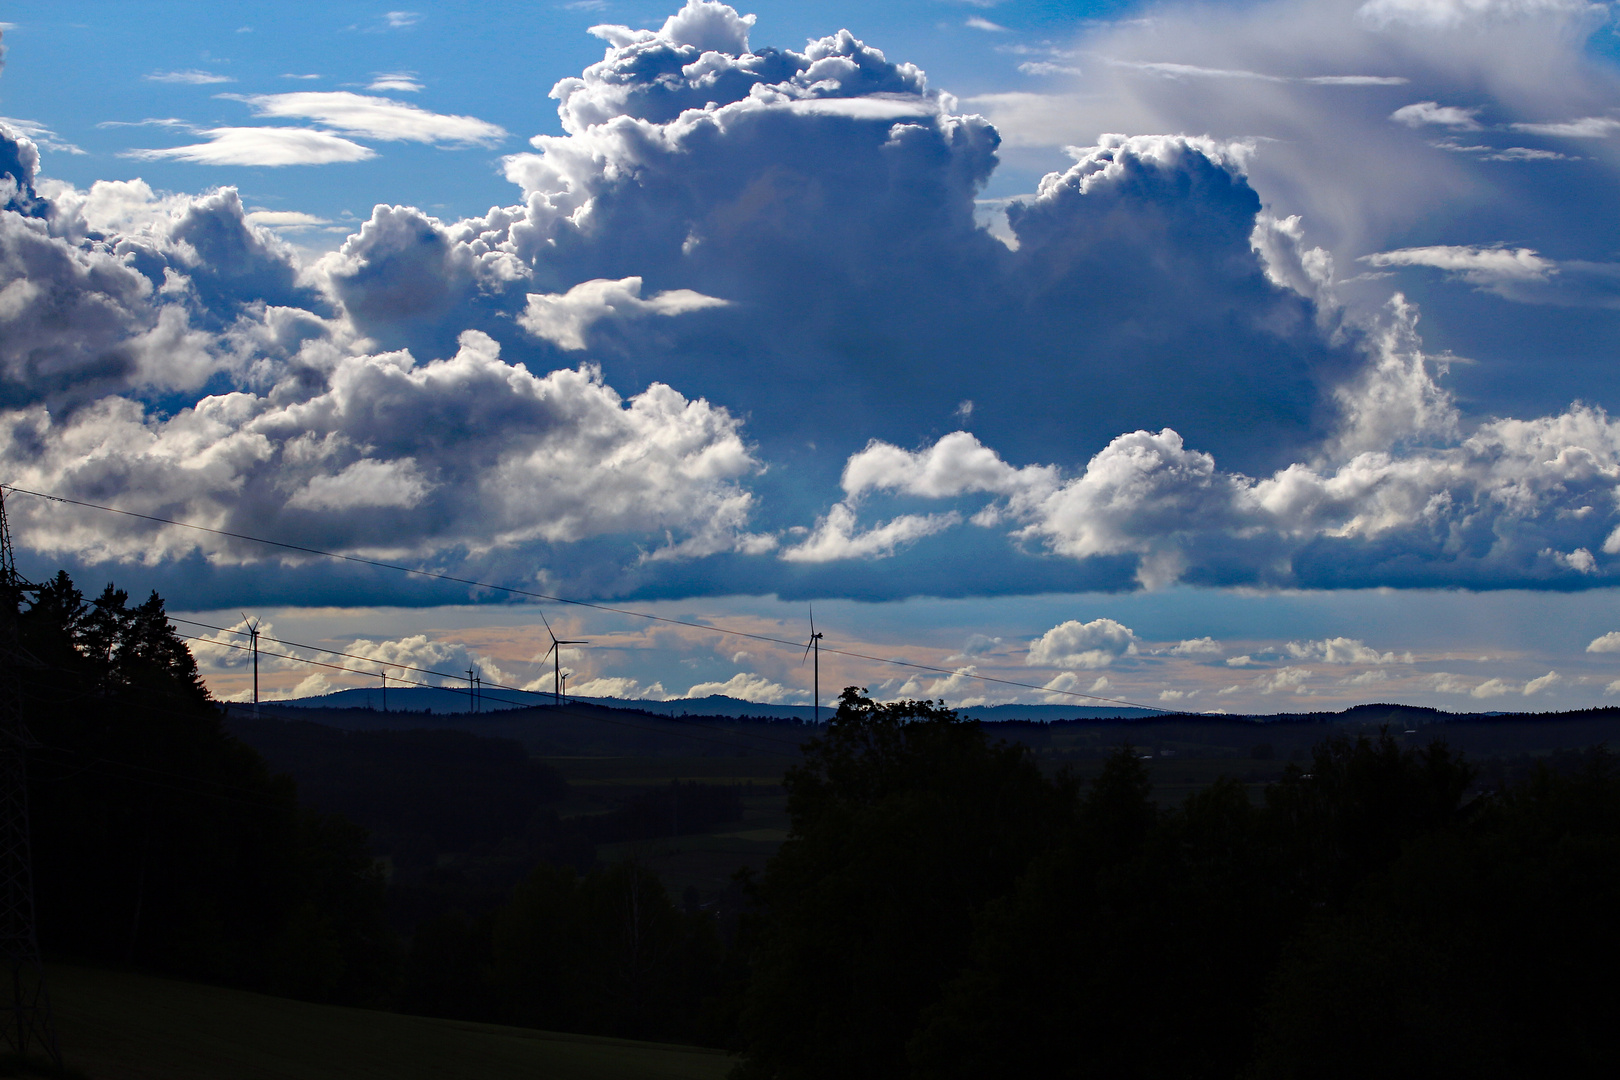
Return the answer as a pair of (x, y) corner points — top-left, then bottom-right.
(0, 486), (62, 1069)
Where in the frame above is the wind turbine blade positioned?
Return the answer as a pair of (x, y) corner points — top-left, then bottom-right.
(802, 641), (812, 664)
(544, 641), (556, 660)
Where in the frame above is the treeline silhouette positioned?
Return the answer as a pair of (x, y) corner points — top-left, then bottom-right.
(11, 571), (1620, 1073)
(732, 688), (1619, 1078)
(13, 571), (397, 1003)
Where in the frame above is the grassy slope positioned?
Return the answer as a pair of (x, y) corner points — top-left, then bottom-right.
(49, 965), (730, 1080)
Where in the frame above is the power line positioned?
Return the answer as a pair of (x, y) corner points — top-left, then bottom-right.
(173, 617), (472, 685)
(1, 484), (1184, 716)
(172, 633), (809, 757)
(177, 617), (774, 741)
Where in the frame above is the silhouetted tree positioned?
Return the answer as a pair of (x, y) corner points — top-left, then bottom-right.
(733, 688), (1070, 1080)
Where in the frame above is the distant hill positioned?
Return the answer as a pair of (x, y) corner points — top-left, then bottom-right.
(256, 685), (1166, 722)
(223, 693), (1620, 767)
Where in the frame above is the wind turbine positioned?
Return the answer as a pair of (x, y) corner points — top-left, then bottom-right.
(241, 613), (260, 720)
(802, 606), (823, 726)
(540, 612), (587, 707)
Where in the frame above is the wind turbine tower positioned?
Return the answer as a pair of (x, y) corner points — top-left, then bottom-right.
(242, 614), (260, 720)
(803, 607), (823, 726)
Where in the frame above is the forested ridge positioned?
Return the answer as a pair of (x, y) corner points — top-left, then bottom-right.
(8, 571), (1619, 1076)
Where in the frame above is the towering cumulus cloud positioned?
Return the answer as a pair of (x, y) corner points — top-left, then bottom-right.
(319, 2), (1357, 475)
(4, 1), (1618, 605)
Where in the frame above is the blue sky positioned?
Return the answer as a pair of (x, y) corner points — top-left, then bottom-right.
(7, 0), (1620, 713)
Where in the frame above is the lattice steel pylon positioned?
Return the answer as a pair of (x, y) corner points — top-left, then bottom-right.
(0, 486), (61, 1069)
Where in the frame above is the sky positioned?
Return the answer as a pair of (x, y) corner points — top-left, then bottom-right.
(6, 0), (1620, 714)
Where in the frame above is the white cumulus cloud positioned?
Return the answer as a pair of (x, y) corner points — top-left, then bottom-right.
(780, 503), (958, 563)
(2, 330), (765, 563)
(1471, 677), (1515, 698)
(518, 277), (728, 351)
(570, 676), (671, 700)
(1255, 666), (1312, 694)
(1523, 670), (1562, 695)
(1285, 637), (1411, 664)
(1027, 618), (1138, 669)
(685, 672), (804, 703)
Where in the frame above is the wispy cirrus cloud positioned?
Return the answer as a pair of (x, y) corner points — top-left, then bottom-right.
(1018, 61), (1083, 77)
(145, 69), (234, 85)
(244, 210), (332, 229)
(125, 126), (375, 166)
(1509, 115), (1620, 137)
(226, 91), (506, 146)
(1361, 244), (1554, 281)
(1481, 145), (1572, 160)
(1103, 57), (1408, 85)
(0, 116), (83, 154)
(1431, 139), (1574, 161)
(367, 72), (423, 92)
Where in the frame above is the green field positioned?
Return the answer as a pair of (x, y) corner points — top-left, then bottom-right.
(46, 965), (731, 1080)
